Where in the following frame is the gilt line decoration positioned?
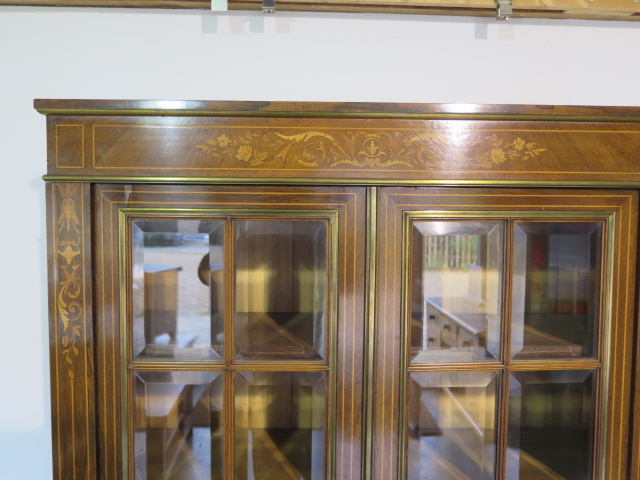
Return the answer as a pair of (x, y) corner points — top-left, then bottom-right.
(55, 183), (83, 378)
(195, 130), (546, 169)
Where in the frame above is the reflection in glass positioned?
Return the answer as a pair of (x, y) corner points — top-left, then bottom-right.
(507, 370), (596, 479)
(234, 220), (328, 361)
(511, 222), (602, 359)
(234, 371), (325, 480)
(407, 371), (498, 480)
(133, 371), (224, 480)
(131, 219), (225, 361)
(410, 221), (504, 363)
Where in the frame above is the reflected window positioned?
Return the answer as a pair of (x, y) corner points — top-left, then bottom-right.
(131, 219), (225, 361)
(410, 221), (504, 363)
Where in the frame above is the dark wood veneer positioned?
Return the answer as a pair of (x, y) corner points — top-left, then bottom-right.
(41, 100), (640, 480)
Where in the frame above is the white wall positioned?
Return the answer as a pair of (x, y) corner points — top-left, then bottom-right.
(0, 6), (639, 479)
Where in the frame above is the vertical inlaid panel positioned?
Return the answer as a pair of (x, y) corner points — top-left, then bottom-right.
(46, 182), (96, 480)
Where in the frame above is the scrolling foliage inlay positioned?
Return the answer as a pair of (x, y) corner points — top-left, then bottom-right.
(195, 129), (546, 169)
(55, 183), (83, 378)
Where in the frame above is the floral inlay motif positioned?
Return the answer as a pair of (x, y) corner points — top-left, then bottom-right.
(55, 184), (83, 378)
(195, 129), (546, 170)
(196, 130), (453, 168)
(477, 134), (546, 168)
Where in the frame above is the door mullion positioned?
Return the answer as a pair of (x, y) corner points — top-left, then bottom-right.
(495, 218), (514, 480)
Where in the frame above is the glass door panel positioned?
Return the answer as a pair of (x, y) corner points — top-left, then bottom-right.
(118, 186), (365, 480)
(234, 220), (328, 361)
(234, 371), (326, 480)
(376, 187), (632, 480)
(410, 221), (504, 363)
(511, 222), (603, 360)
(131, 219), (225, 361)
(506, 370), (596, 480)
(407, 371), (498, 480)
(133, 371), (224, 480)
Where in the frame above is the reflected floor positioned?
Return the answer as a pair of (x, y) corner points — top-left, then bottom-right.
(135, 427), (222, 480)
(235, 428), (323, 480)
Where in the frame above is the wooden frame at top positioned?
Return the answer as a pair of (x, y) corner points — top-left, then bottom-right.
(4, 0), (640, 22)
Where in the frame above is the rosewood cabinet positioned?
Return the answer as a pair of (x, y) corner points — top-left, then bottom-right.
(39, 100), (640, 480)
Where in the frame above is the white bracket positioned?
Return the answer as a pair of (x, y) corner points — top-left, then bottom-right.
(262, 0), (275, 13)
(495, 0), (512, 20)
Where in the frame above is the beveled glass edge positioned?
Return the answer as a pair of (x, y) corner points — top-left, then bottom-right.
(118, 207), (340, 480)
(397, 209), (616, 480)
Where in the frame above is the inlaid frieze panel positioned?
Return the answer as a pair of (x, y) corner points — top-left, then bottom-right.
(43, 113), (640, 183)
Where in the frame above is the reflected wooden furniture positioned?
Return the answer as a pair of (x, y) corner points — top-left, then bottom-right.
(143, 265), (182, 344)
(41, 100), (640, 480)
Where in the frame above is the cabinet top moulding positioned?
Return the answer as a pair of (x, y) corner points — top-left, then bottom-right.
(37, 99), (640, 187)
(34, 99), (640, 121)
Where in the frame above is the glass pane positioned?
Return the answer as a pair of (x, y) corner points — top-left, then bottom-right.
(131, 219), (225, 361)
(410, 221), (504, 363)
(234, 220), (328, 361)
(407, 371), (498, 480)
(511, 222), (602, 359)
(133, 371), (224, 480)
(507, 370), (596, 479)
(234, 371), (326, 480)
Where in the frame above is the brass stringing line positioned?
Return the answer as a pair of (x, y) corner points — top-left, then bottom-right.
(52, 187), (62, 480)
(110, 196), (118, 475)
(379, 192), (390, 479)
(350, 194), (358, 478)
(86, 122), (640, 134)
(71, 378), (76, 480)
(391, 197), (616, 479)
(617, 199), (633, 478)
(91, 125), (96, 170)
(99, 191), (108, 479)
(44, 177), (640, 189)
(394, 204), (624, 209)
(390, 192), (633, 198)
(81, 186), (91, 475)
(609, 207), (622, 476)
(100, 189), (352, 196)
(113, 192), (352, 479)
(338, 204), (348, 479)
(86, 165), (640, 175)
(388, 198), (400, 480)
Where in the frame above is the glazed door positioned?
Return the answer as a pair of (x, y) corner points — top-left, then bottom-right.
(93, 185), (366, 480)
(372, 187), (638, 480)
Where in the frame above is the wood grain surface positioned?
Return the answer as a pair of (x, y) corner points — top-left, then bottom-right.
(2, 2), (636, 22)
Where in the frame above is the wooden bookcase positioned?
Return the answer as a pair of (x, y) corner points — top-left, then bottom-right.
(39, 99), (640, 479)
